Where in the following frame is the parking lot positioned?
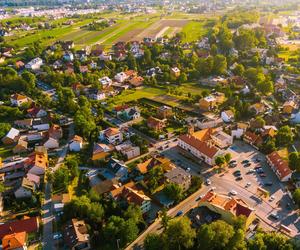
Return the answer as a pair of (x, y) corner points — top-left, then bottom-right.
(162, 140), (300, 237)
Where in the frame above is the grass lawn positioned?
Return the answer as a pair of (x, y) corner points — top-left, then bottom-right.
(181, 20), (210, 42)
(0, 146), (13, 159)
(179, 82), (210, 95)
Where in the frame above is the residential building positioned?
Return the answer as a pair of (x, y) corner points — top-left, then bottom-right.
(170, 67), (180, 78)
(164, 167), (191, 191)
(250, 102), (266, 115)
(27, 150), (48, 176)
(69, 135), (84, 152)
(99, 127), (123, 145)
(147, 116), (166, 131)
(157, 106), (173, 119)
(25, 57), (43, 70)
(92, 179), (119, 195)
(64, 219), (90, 250)
(198, 191), (256, 229)
(2, 231), (27, 250)
(63, 52), (74, 61)
(221, 110), (234, 123)
(44, 137), (59, 149)
(115, 142), (140, 160)
(178, 132), (222, 166)
(48, 124), (63, 140)
(136, 156), (175, 175)
(128, 76), (144, 87)
(117, 106), (140, 121)
(107, 158), (128, 182)
(114, 72), (128, 83)
(199, 95), (217, 111)
(88, 89), (106, 101)
(14, 177), (36, 199)
(10, 94), (28, 107)
(92, 143), (114, 161)
(27, 106), (47, 118)
(110, 182), (151, 214)
(243, 131), (263, 149)
(13, 140), (28, 154)
(283, 100), (297, 114)
(266, 151), (292, 182)
(2, 128), (20, 145)
(99, 76), (112, 88)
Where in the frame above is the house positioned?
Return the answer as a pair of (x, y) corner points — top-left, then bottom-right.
(107, 158), (128, 182)
(69, 135), (84, 152)
(0, 216), (39, 239)
(283, 101), (297, 114)
(178, 133), (222, 166)
(117, 106), (140, 121)
(13, 140), (28, 154)
(243, 131), (263, 149)
(61, 41), (74, 50)
(115, 142), (140, 160)
(15, 60), (25, 69)
(26, 173), (40, 187)
(110, 182), (151, 214)
(2, 128), (20, 145)
(157, 106), (173, 119)
(44, 137), (59, 149)
(114, 72), (128, 83)
(25, 57), (43, 70)
(221, 110), (234, 123)
(99, 52), (112, 61)
(136, 156), (175, 175)
(2, 231), (27, 250)
(198, 191), (256, 229)
(10, 94), (28, 107)
(63, 52), (74, 61)
(92, 179), (119, 195)
(14, 177), (36, 199)
(99, 127), (123, 145)
(250, 102), (266, 115)
(27, 149), (48, 176)
(27, 106), (47, 118)
(92, 143), (114, 161)
(32, 118), (50, 131)
(49, 124), (63, 140)
(14, 119), (33, 129)
(164, 167), (191, 191)
(170, 67), (180, 78)
(88, 89), (106, 101)
(147, 116), (166, 131)
(64, 219), (90, 250)
(232, 122), (248, 139)
(199, 96), (217, 111)
(79, 65), (89, 73)
(128, 76), (144, 87)
(99, 76), (112, 88)
(266, 151), (292, 182)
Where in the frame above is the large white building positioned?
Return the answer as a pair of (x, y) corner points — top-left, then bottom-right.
(25, 57), (43, 70)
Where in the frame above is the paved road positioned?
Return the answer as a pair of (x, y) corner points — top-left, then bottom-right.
(42, 122), (75, 250)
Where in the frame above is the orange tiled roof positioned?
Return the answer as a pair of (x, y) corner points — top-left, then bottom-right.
(11, 94), (27, 101)
(267, 151), (292, 179)
(179, 134), (219, 159)
(2, 232), (26, 249)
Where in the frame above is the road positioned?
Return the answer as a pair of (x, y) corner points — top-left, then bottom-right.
(42, 122), (75, 250)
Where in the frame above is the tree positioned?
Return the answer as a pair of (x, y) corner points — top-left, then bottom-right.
(164, 217), (196, 249)
(53, 165), (70, 191)
(275, 125), (294, 147)
(293, 188), (300, 207)
(234, 29), (258, 51)
(0, 182), (5, 193)
(164, 183), (183, 202)
(144, 233), (166, 250)
(160, 208), (171, 229)
(232, 63), (245, 76)
(224, 153), (232, 164)
(0, 122), (11, 139)
(124, 204), (143, 224)
(215, 155), (225, 167)
(289, 152), (300, 171)
(197, 220), (235, 250)
(21, 70), (36, 91)
(213, 54), (227, 75)
(260, 138), (276, 154)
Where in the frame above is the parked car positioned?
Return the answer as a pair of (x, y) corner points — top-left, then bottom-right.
(233, 170), (241, 176)
(254, 166), (262, 170)
(244, 163), (251, 167)
(269, 213), (279, 220)
(53, 233), (63, 240)
(247, 169), (255, 174)
(206, 179), (211, 185)
(229, 190), (237, 196)
(259, 173), (267, 178)
(255, 158), (261, 163)
(269, 196), (275, 202)
(236, 176), (243, 181)
(264, 182), (273, 186)
(242, 160), (250, 164)
(229, 160), (237, 164)
(245, 182), (251, 188)
(176, 210), (183, 217)
(196, 195), (204, 201)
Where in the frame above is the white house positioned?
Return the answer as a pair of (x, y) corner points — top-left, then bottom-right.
(114, 72), (128, 83)
(221, 110), (234, 123)
(25, 57), (43, 70)
(89, 89), (106, 101)
(63, 52), (74, 61)
(44, 137), (59, 149)
(1, 128), (20, 145)
(69, 135), (84, 152)
(99, 76), (112, 87)
(10, 94), (29, 107)
(99, 127), (123, 145)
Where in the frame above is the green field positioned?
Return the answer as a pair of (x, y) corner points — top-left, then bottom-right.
(181, 20), (210, 42)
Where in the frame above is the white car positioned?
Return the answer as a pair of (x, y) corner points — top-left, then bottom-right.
(206, 179), (211, 185)
(210, 186), (216, 191)
(53, 233), (62, 240)
(245, 182), (251, 188)
(269, 196), (275, 202)
(229, 190), (238, 196)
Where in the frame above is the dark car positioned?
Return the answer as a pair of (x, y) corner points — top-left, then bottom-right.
(244, 163), (251, 167)
(255, 158), (261, 163)
(254, 165), (262, 170)
(260, 173), (267, 178)
(242, 160), (250, 164)
(256, 169), (264, 174)
(236, 176), (243, 181)
(233, 170), (241, 177)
